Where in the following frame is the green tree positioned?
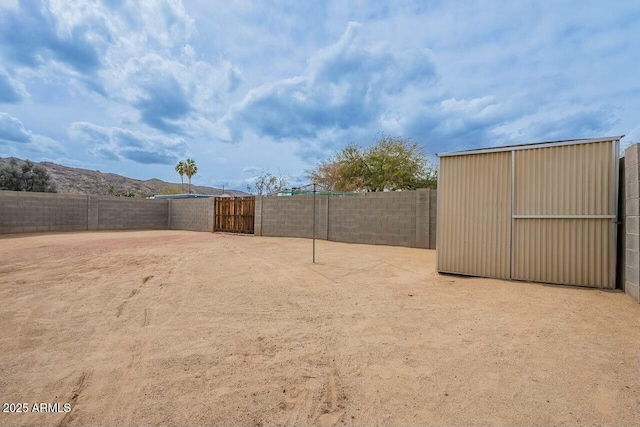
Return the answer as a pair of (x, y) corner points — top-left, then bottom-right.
(306, 160), (345, 191)
(0, 159), (57, 192)
(108, 184), (115, 196)
(175, 160), (186, 193)
(159, 185), (183, 195)
(245, 171), (288, 195)
(307, 134), (437, 191)
(184, 158), (198, 194)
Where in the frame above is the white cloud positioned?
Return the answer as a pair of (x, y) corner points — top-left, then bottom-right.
(68, 122), (187, 164)
(0, 112), (65, 159)
(625, 126), (640, 144)
(0, 67), (28, 103)
(0, 112), (32, 142)
(222, 21), (437, 145)
(1, 0), (638, 187)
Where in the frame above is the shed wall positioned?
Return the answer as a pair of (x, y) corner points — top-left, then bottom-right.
(512, 142), (615, 288)
(437, 139), (618, 289)
(514, 142), (612, 215)
(512, 219), (612, 287)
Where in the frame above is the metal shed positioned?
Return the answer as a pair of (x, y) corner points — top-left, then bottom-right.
(436, 136), (623, 289)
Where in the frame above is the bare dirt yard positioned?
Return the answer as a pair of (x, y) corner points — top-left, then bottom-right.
(0, 231), (639, 426)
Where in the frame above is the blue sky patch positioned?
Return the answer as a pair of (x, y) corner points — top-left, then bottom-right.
(0, 0), (638, 189)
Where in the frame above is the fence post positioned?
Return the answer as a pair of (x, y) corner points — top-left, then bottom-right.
(254, 196), (262, 236)
(209, 198), (215, 233)
(312, 183), (316, 263)
(624, 143), (640, 302)
(415, 189), (430, 248)
(87, 195), (99, 231)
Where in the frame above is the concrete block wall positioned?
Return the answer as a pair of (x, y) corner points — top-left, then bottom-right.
(97, 197), (169, 230)
(328, 192), (417, 247)
(429, 189), (437, 249)
(259, 195), (328, 239)
(0, 190), (173, 234)
(617, 157), (626, 293)
(254, 196), (263, 236)
(0, 191), (88, 233)
(624, 144), (640, 302)
(255, 189), (436, 249)
(169, 198), (215, 232)
(415, 189), (431, 249)
(87, 195), (99, 231)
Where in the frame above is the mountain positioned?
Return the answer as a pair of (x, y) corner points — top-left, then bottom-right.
(0, 157), (249, 197)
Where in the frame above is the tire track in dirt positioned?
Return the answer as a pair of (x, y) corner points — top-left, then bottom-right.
(282, 365), (345, 426)
(119, 340), (148, 425)
(223, 237), (349, 426)
(57, 371), (89, 427)
(12, 308), (33, 349)
(115, 274), (154, 319)
(100, 339), (150, 425)
(280, 320), (346, 427)
(316, 366), (342, 426)
(283, 386), (316, 425)
(102, 272), (167, 424)
(142, 308), (151, 327)
(115, 301), (127, 318)
(157, 255), (195, 327)
(106, 260), (191, 425)
(118, 266), (194, 424)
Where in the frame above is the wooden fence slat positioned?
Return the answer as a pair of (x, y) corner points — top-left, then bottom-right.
(214, 196), (255, 234)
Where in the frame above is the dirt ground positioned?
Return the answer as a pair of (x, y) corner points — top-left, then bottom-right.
(0, 231), (639, 427)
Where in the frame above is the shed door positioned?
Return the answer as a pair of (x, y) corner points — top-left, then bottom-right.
(436, 151), (512, 279)
(511, 141), (618, 288)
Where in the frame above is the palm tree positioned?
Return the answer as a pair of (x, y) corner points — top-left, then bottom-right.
(184, 158), (198, 194)
(175, 161), (186, 193)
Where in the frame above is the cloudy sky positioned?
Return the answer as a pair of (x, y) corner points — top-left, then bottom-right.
(1, 1), (639, 190)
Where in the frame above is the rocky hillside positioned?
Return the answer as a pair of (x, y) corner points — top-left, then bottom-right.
(0, 157), (248, 197)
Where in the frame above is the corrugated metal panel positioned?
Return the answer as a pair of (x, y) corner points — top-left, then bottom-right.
(437, 138), (619, 289)
(438, 135), (624, 157)
(512, 218), (612, 287)
(436, 151), (511, 279)
(512, 140), (616, 288)
(514, 142), (612, 215)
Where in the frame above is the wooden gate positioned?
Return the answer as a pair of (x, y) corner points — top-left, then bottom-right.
(214, 196), (255, 234)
